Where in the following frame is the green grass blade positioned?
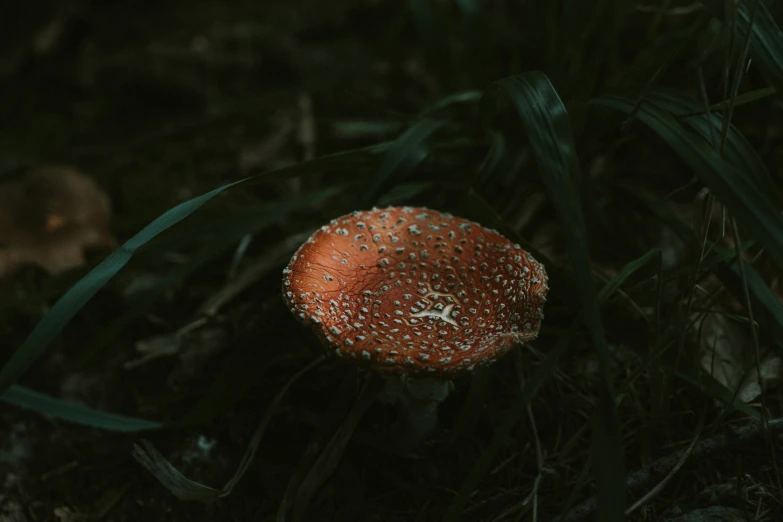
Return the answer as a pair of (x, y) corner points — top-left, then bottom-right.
(445, 324), (574, 521)
(692, 86), (778, 115)
(676, 369), (761, 420)
(132, 356), (324, 501)
(76, 186), (344, 363)
(408, 0), (437, 34)
(360, 118), (446, 207)
(718, 256), (783, 345)
(592, 94), (783, 272)
(619, 185), (782, 414)
(596, 249), (661, 304)
(705, 0), (783, 95)
(472, 131), (506, 189)
(627, 186), (783, 351)
(647, 88), (782, 208)
(482, 71), (625, 520)
(291, 375), (382, 521)
(2, 385), (163, 432)
(0, 177), (251, 396)
(420, 91), (481, 116)
(455, 0), (479, 18)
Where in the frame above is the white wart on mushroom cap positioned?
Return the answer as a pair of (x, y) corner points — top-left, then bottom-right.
(282, 206), (548, 377)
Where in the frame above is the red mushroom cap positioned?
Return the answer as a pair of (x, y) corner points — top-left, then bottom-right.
(282, 206), (548, 377)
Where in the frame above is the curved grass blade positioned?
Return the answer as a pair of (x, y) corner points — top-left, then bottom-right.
(0, 177), (251, 396)
(592, 94), (783, 272)
(76, 185), (344, 363)
(420, 91), (481, 116)
(625, 186), (783, 352)
(677, 369), (761, 421)
(2, 384), (162, 432)
(360, 119), (447, 207)
(1, 143), (390, 390)
(618, 185), (781, 414)
(456, 0), (479, 19)
(647, 88), (782, 208)
(290, 375), (383, 521)
(444, 326), (573, 522)
(480, 72), (625, 521)
(262, 142), (391, 181)
(596, 249), (660, 303)
(716, 256), (783, 345)
(132, 356), (324, 501)
(684, 86), (777, 116)
(472, 130), (506, 190)
(704, 0), (783, 95)
(276, 371), (360, 520)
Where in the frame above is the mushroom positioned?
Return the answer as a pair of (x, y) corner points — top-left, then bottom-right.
(282, 206), (548, 442)
(0, 166), (115, 278)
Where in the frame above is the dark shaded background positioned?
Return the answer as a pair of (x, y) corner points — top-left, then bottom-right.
(2, 1), (783, 521)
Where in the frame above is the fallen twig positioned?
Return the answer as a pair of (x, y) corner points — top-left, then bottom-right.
(198, 231), (311, 317)
(127, 232), (311, 368)
(132, 355), (325, 501)
(558, 416), (783, 521)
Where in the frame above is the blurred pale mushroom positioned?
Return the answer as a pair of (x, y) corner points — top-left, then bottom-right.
(0, 166), (116, 278)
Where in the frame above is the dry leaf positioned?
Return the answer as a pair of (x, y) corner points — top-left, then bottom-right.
(125, 334), (183, 370)
(698, 188), (783, 311)
(667, 194), (783, 403)
(695, 313), (782, 403)
(735, 355), (782, 403)
(0, 166), (115, 278)
(52, 507), (77, 522)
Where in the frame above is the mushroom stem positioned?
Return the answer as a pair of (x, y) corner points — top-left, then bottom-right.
(379, 374), (454, 443)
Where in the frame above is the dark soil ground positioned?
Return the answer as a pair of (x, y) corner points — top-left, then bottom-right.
(3, 1), (783, 521)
